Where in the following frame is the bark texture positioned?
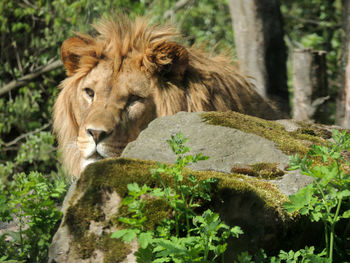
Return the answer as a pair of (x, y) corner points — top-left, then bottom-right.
(292, 49), (328, 122)
(229, 0), (289, 112)
(336, 0), (350, 128)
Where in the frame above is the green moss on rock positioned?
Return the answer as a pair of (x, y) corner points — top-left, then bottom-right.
(66, 188), (104, 238)
(143, 199), (171, 231)
(295, 121), (338, 140)
(73, 233), (98, 259)
(64, 157), (293, 260)
(201, 111), (325, 157)
(99, 233), (131, 263)
(231, 162), (285, 180)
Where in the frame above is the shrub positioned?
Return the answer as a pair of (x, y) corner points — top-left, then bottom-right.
(0, 171), (66, 262)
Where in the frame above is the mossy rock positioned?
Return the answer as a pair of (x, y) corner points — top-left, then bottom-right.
(201, 111), (327, 157)
(49, 158), (296, 262)
(49, 111), (337, 262)
(122, 111), (338, 196)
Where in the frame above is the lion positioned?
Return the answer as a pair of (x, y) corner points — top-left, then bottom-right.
(53, 15), (282, 177)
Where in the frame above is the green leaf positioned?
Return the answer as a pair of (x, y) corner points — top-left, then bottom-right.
(118, 217), (138, 226)
(310, 211), (323, 222)
(153, 257), (171, 263)
(283, 185), (313, 213)
(231, 226), (244, 238)
(111, 229), (128, 239)
(122, 229), (139, 243)
(235, 251), (253, 263)
(337, 189), (350, 198)
(111, 229), (139, 243)
(127, 182), (141, 192)
(288, 154), (302, 170)
(341, 210), (350, 218)
(135, 245), (154, 263)
(151, 188), (165, 197)
(138, 232), (153, 249)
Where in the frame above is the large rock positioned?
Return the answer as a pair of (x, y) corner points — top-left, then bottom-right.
(122, 112), (317, 196)
(49, 111), (334, 262)
(122, 112), (288, 173)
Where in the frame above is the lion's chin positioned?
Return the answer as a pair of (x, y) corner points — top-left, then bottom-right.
(80, 144), (125, 173)
(81, 149), (122, 173)
(81, 154), (103, 172)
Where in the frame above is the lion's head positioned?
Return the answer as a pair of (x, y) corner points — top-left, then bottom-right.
(53, 16), (281, 177)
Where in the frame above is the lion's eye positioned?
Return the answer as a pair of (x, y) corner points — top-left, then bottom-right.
(84, 88), (95, 99)
(126, 95), (142, 107)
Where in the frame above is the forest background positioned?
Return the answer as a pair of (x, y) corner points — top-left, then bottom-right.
(0, 0), (346, 261)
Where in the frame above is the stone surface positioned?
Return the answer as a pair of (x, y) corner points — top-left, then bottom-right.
(48, 176), (139, 263)
(122, 111), (310, 195)
(122, 112), (289, 171)
(48, 181), (76, 262)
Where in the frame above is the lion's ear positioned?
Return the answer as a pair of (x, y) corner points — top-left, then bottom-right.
(144, 41), (189, 80)
(60, 35), (95, 76)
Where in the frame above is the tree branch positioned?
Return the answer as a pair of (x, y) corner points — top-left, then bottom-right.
(284, 14), (341, 28)
(0, 60), (63, 96)
(2, 122), (51, 148)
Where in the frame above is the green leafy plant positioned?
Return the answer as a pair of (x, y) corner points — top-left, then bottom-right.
(234, 129), (350, 263)
(284, 129), (350, 262)
(0, 171), (66, 262)
(112, 132), (242, 262)
(236, 246), (329, 263)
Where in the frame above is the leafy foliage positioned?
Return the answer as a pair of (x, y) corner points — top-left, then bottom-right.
(112, 133), (243, 262)
(0, 171), (66, 262)
(285, 129), (350, 262)
(235, 130), (350, 263)
(235, 247), (328, 263)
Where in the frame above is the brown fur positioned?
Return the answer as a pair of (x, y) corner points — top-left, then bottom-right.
(53, 15), (282, 177)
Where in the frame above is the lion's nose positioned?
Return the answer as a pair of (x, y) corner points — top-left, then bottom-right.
(87, 128), (111, 144)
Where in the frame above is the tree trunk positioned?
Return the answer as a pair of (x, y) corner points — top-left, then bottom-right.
(336, 0), (350, 128)
(292, 49), (328, 122)
(228, 0), (289, 113)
